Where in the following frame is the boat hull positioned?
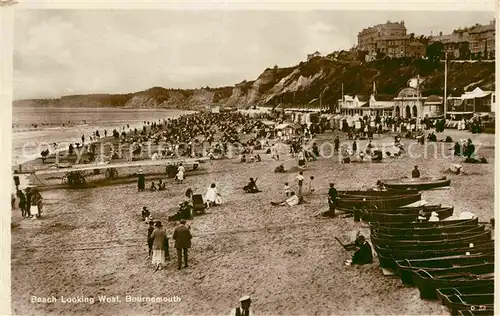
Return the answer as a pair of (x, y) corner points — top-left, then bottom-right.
(396, 254), (495, 285)
(412, 264), (494, 300)
(337, 193), (422, 210)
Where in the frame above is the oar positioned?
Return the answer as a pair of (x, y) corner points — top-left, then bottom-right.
(335, 237), (350, 251)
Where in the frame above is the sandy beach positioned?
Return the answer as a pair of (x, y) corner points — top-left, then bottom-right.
(10, 128), (494, 315)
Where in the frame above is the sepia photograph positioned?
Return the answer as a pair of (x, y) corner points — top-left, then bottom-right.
(5, 2), (497, 315)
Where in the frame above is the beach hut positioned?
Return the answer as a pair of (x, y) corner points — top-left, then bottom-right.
(275, 123), (300, 140)
(261, 120), (277, 138)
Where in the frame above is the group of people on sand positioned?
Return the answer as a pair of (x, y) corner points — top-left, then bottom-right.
(141, 207), (193, 271)
(137, 163), (186, 192)
(12, 186), (44, 219)
(270, 171), (316, 206)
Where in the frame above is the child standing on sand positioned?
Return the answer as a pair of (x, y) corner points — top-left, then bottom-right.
(308, 176), (315, 194)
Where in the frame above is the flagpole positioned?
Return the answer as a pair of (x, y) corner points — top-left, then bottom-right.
(341, 82), (344, 114)
(444, 54), (448, 119)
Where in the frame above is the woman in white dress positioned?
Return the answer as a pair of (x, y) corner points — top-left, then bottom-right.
(205, 183), (219, 208)
(176, 163), (185, 184)
(149, 221), (168, 271)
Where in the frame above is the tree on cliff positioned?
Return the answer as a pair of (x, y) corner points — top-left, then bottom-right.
(426, 42), (444, 62)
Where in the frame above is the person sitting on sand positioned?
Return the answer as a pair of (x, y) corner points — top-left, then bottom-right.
(412, 165), (420, 178)
(158, 179), (166, 191)
(243, 178), (261, 193)
(274, 164), (286, 173)
(283, 182), (291, 197)
(142, 206), (151, 221)
(454, 141), (462, 156)
(150, 181), (157, 191)
(240, 155), (246, 163)
(465, 139), (475, 158)
(205, 183), (220, 208)
(271, 191), (301, 206)
(345, 235), (373, 265)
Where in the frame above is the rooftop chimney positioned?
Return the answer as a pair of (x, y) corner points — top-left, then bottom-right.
(401, 20), (404, 26)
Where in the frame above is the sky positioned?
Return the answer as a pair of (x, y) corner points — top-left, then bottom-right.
(13, 9), (495, 100)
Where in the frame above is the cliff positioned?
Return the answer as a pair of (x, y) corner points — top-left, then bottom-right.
(14, 58), (495, 110)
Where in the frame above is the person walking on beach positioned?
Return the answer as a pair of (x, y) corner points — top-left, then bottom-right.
(271, 144), (280, 160)
(147, 220), (155, 258)
(334, 136), (340, 152)
(176, 163), (185, 184)
(326, 183), (338, 217)
(150, 221), (167, 271)
(25, 187), (43, 218)
(81, 134), (85, 144)
(296, 171), (304, 197)
(173, 220), (192, 270)
(17, 190), (26, 217)
(297, 149), (306, 168)
(25, 187), (32, 217)
(138, 169), (145, 192)
(307, 176), (315, 194)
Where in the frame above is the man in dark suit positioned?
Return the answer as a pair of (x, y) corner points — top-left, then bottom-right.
(137, 169), (145, 192)
(325, 183), (338, 217)
(173, 220), (192, 270)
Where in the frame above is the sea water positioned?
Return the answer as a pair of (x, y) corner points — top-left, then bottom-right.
(12, 107), (194, 165)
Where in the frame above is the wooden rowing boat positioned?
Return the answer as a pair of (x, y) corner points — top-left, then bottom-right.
(368, 217), (479, 229)
(437, 284), (494, 305)
(371, 230), (492, 247)
(351, 204), (442, 213)
(411, 264), (494, 300)
(376, 245), (494, 270)
(336, 193), (422, 210)
(372, 226), (485, 241)
(338, 189), (419, 198)
(441, 294), (493, 315)
(378, 176), (450, 191)
(395, 254), (495, 285)
(370, 224), (484, 236)
(361, 206), (454, 222)
(375, 239), (493, 252)
(337, 204), (440, 214)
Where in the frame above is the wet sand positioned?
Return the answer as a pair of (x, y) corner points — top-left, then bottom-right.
(11, 129), (494, 315)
